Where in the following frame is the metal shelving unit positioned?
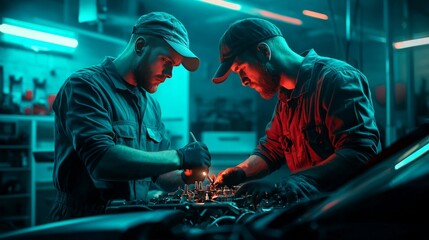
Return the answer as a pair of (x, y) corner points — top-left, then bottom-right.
(0, 114), (54, 233)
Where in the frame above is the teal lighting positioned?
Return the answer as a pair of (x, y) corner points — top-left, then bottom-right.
(395, 141), (429, 170)
(0, 18), (78, 54)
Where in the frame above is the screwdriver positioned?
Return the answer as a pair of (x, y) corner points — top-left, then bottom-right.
(189, 132), (213, 184)
(189, 131), (197, 142)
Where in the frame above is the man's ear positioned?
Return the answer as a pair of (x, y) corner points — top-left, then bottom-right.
(135, 37), (146, 56)
(256, 42), (271, 62)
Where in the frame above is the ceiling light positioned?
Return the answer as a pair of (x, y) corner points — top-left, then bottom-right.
(393, 36), (429, 49)
(198, 1), (302, 26)
(0, 18), (78, 54)
(259, 10), (302, 25)
(302, 10), (328, 20)
(199, 0), (241, 11)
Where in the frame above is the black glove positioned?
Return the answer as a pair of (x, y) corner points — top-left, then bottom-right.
(277, 174), (320, 204)
(181, 167), (208, 184)
(214, 167), (246, 188)
(235, 180), (276, 205)
(235, 174), (320, 206)
(176, 142), (211, 169)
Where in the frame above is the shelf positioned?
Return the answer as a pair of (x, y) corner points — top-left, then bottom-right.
(33, 148), (54, 153)
(0, 114), (54, 122)
(0, 193), (30, 200)
(36, 185), (55, 191)
(0, 167), (30, 172)
(0, 114), (55, 229)
(0, 216), (30, 222)
(0, 145), (30, 150)
(163, 117), (184, 122)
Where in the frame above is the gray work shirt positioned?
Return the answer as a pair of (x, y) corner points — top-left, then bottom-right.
(253, 50), (380, 182)
(52, 57), (170, 205)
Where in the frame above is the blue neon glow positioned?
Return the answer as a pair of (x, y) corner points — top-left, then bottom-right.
(395, 141), (429, 170)
(0, 23), (78, 48)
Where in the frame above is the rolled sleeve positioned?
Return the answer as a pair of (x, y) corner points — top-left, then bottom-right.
(323, 70), (380, 164)
(62, 77), (115, 173)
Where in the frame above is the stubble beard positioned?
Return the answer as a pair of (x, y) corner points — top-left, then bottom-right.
(134, 57), (154, 92)
(258, 62), (280, 99)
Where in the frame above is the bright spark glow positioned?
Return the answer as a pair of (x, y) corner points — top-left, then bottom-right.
(0, 23), (78, 48)
(203, 171), (207, 176)
(393, 37), (429, 49)
(395, 142), (429, 170)
(258, 10), (302, 25)
(199, 0), (241, 11)
(302, 10), (328, 20)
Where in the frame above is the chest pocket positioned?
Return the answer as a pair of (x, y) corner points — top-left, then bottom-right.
(146, 127), (162, 143)
(145, 127), (165, 152)
(113, 122), (137, 148)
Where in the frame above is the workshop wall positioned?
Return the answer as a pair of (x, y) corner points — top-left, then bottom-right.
(0, 34), (125, 115)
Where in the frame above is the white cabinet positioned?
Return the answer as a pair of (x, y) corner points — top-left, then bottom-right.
(201, 131), (291, 181)
(201, 131), (257, 175)
(202, 131), (256, 154)
(0, 115), (54, 232)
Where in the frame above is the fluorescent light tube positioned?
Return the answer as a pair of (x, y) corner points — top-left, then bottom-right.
(0, 24), (78, 48)
(393, 37), (429, 49)
(302, 10), (328, 20)
(199, 0), (241, 11)
(0, 18), (78, 54)
(259, 10), (302, 25)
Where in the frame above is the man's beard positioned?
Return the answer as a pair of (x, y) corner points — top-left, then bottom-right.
(258, 62), (280, 99)
(134, 57), (153, 92)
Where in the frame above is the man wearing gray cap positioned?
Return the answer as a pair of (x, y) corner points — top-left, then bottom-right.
(213, 18), (381, 205)
(48, 12), (211, 221)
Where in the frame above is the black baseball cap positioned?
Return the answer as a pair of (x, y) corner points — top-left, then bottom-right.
(132, 12), (200, 72)
(212, 18), (283, 84)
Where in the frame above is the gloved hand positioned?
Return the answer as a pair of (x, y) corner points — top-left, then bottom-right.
(235, 180), (276, 206)
(214, 167), (246, 188)
(276, 174), (320, 205)
(181, 167), (208, 184)
(176, 142), (211, 169)
(235, 174), (320, 206)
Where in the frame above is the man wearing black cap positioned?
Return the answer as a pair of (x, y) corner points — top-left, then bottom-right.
(48, 12), (211, 221)
(213, 18), (381, 205)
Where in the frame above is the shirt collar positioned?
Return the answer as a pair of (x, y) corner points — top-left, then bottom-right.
(102, 56), (129, 91)
(278, 49), (319, 102)
(102, 56), (147, 96)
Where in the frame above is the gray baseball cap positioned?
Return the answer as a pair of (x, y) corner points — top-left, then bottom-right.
(133, 12), (200, 72)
